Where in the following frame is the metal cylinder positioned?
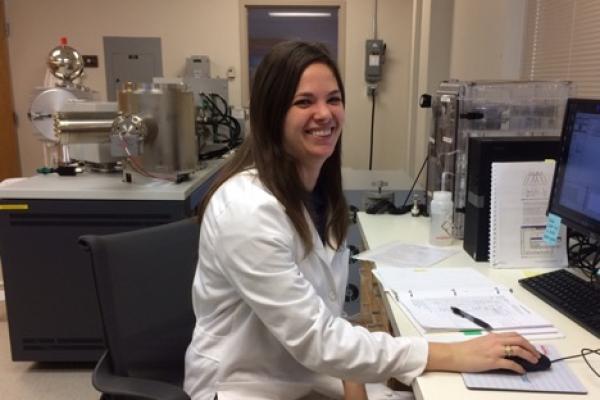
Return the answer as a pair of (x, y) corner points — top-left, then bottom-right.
(115, 83), (198, 176)
(55, 119), (114, 131)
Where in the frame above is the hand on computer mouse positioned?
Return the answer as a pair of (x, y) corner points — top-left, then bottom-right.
(426, 332), (542, 374)
(505, 353), (552, 372)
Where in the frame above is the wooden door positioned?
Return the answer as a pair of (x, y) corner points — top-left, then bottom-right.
(0, 0), (21, 179)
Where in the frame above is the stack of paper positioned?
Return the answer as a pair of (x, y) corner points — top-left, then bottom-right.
(372, 267), (561, 338)
(354, 242), (457, 268)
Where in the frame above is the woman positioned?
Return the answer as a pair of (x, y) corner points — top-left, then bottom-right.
(184, 41), (541, 400)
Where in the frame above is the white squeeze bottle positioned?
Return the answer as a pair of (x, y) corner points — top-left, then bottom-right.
(429, 191), (453, 246)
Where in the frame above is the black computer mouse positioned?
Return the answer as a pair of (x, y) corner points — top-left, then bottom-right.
(507, 353), (552, 372)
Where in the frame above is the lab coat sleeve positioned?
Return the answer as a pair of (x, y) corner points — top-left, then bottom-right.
(213, 199), (428, 384)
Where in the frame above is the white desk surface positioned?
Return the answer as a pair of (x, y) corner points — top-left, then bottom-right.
(357, 211), (600, 400)
(0, 159), (224, 201)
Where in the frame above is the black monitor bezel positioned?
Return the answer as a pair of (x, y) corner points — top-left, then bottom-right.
(548, 98), (600, 241)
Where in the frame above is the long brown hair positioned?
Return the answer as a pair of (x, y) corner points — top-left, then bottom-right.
(198, 41), (348, 252)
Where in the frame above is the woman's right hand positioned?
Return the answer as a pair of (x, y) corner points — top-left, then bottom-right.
(426, 332), (541, 374)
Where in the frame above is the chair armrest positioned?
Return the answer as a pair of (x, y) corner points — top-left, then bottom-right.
(93, 352), (191, 400)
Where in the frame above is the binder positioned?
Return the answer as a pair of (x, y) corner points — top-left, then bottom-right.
(372, 267), (555, 333)
(462, 136), (560, 261)
(489, 161), (568, 268)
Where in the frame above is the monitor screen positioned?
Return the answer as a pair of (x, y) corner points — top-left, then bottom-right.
(548, 98), (600, 240)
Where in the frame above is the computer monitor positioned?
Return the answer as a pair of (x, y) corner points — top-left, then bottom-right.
(519, 99), (600, 338)
(548, 98), (600, 244)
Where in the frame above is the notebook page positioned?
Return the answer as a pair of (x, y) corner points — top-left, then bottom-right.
(372, 267), (554, 332)
(397, 292), (553, 331)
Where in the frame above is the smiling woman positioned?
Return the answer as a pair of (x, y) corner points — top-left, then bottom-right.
(283, 62), (345, 191)
(196, 41), (348, 255)
(184, 41), (376, 400)
(184, 41), (542, 400)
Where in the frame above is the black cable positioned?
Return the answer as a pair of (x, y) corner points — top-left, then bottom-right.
(209, 94), (232, 126)
(550, 348), (600, 377)
(567, 230), (599, 281)
(199, 93), (226, 121)
(201, 93), (223, 112)
(200, 93), (228, 123)
(368, 92), (376, 170)
(213, 93), (232, 118)
(198, 93), (242, 149)
(212, 93), (228, 112)
(212, 94), (241, 145)
(401, 155), (428, 208)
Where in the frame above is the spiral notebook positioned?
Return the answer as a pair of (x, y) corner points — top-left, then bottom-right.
(489, 161), (568, 268)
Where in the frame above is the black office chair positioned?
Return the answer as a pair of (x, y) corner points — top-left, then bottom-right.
(79, 218), (200, 400)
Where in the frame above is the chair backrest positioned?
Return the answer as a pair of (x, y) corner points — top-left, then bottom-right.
(80, 218), (199, 384)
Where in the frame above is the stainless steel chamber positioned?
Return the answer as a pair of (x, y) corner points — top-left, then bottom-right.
(112, 82), (199, 182)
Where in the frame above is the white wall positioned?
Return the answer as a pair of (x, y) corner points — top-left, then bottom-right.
(449, 0), (526, 80)
(408, 0), (454, 181)
(5, 0), (527, 185)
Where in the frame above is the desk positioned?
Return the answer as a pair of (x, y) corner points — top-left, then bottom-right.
(357, 212), (600, 400)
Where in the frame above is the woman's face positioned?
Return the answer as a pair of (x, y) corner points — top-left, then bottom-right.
(282, 62), (345, 171)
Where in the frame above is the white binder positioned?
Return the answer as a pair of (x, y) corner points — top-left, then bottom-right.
(489, 161), (568, 268)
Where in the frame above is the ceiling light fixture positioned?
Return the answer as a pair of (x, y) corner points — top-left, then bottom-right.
(268, 12), (332, 18)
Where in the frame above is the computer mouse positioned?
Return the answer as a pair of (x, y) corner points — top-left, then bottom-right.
(507, 353), (552, 372)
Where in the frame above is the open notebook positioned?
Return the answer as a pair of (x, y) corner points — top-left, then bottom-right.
(372, 267), (555, 333)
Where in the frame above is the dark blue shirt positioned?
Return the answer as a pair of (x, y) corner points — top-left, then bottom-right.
(307, 184), (327, 243)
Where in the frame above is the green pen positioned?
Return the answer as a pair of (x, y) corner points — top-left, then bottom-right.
(461, 329), (483, 336)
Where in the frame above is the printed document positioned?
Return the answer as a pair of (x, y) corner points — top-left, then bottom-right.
(354, 242), (457, 268)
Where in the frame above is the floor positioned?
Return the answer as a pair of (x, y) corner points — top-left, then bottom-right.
(0, 303), (100, 400)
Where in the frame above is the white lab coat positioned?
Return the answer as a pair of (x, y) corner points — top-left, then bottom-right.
(184, 170), (428, 400)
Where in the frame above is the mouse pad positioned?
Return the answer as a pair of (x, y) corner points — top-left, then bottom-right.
(461, 344), (587, 394)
